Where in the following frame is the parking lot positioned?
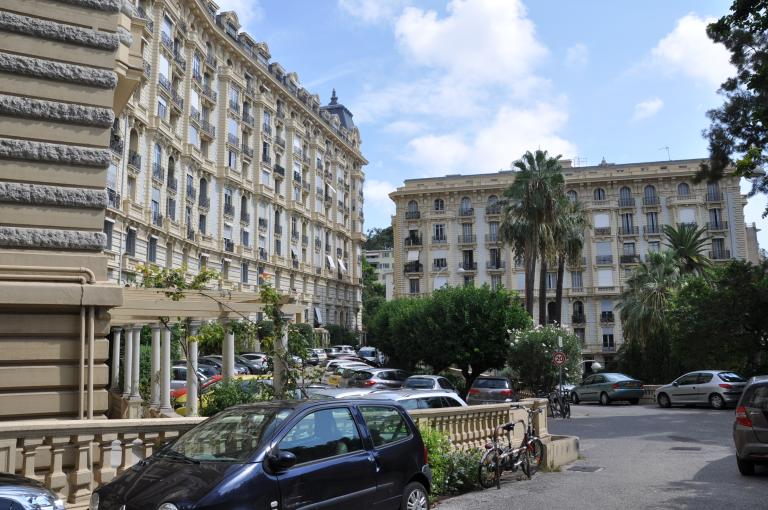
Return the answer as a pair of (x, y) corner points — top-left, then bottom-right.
(438, 403), (768, 509)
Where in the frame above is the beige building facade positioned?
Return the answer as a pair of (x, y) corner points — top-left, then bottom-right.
(365, 249), (395, 301)
(390, 158), (757, 367)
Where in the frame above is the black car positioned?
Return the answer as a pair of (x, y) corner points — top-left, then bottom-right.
(92, 400), (431, 510)
(0, 473), (65, 509)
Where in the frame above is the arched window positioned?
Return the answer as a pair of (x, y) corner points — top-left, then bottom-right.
(644, 185), (656, 199)
(407, 200), (419, 213)
(677, 182), (690, 196)
(573, 301), (584, 320)
(593, 188), (606, 201)
(620, 186), (632, 199)
(167, 156), (175, 178)
(567, 190), (578, 202)
(643, 185), (657, 205)
(460, 197), (472, 214)
(434, 198), (444, 211)
(488, 195), (498, 205)
(128, 129), (139, 153)
(707, 181), (721, 200)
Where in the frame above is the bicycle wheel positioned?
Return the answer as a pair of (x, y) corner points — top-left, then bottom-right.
(520, 447), (532, 479)
(527, 438), (544, 474)
(478, 447), (501, 489)
(563, 399), (571, 419)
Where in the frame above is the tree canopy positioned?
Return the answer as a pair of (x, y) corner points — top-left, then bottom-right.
(364, 226), (393, 250)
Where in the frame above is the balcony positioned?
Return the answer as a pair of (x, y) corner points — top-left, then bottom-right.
(186, 227), (195, 241)
(572, 313), (586, 324)
(459, 261), (478, 271)
(405, 210), (421, 220)
(618, 197), (635, 208)
(186, 186), (196, 201)
(485, 233), (501, 243)
(302, 181), (311, 193)
(593, 227), (611, 236)
(276, 108), (286, 120)
(486, 203), (502, 216)
(143, 60), (151, 79)
(618, 226), (639, 236)
(227, 133), (240, 147)
(263, 124), (273, 135)
(137, 6), (153, 32)
(276, 137), (286, 149)
(620, 254), (640, 264)
(404, 236), (423, 246)
(205, 53), (217, 69)
(404, 262), (423, 274)
(242, 144), (253, 159)
(486, 261), (506, 270)
(291, 230), (300, 242)
(602, 345), (617, 353)
(595, 255), (613, 265)
(243, 112), (255, 126)
(224, 239), (235, 252)
(706, 192), (723, 203)
(157, 102), (168, 120)
(173, 49), (187, 71)
(314, 238), (322, 249)
(458, 207), (474, 217)
(274, 225), (283, 235)
(223, 203), (235, 217)
(274, 165), (285, 178)
(259, 248), (268, 261)
(261, 153), (272, 165)
(167, 176), (178, 193)
(201, 84), (217, 103)
(457, 234), (476, 244)
(151, 163), (164, 182)
(190, 106), (201, 124)
(158, 74), (171, 94)
(171, 89), (184, 111)
(199, 196), (210, 209)
(706, 221), (728, 232)
(567, 256), (587, 268)
(302, 235), (309, 246)
(229, 99), (240, 113)
(293, 171), (302, 183)
(110, 137), (123, 155)
(709, 249), (731, 260)
(192, 71), (202, 85)
(160, 31), (173, 52)
(643, 225), (661, 236)
(151, 211), (163, 227)
(431, 236), (447, 244)
(200, 120), (216, 138)
(642, 196), (660, 207)
(240, 211), (250, 223)
(107, 188), (120, 209)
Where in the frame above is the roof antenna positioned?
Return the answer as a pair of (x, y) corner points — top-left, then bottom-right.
(659, 146), (671, 161)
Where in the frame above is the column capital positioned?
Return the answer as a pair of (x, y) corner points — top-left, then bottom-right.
(110, 326), (124, 334)
(150, 323), (162, 331)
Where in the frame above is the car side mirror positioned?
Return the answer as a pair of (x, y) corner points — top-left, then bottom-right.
(268, 450), (297, 472)
(672, 381), (679, 386)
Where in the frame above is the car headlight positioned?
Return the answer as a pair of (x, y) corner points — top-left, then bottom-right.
(158, 503), (179, 510)
(89, 492), (99, 510)
(54, 498), (66, 510)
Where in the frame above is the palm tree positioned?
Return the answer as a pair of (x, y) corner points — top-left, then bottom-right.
(552, 197), (589, 324)
(662, 223), (712, 276)
(500, 150), (564, 322)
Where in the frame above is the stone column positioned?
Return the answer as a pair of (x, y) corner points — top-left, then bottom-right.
(150, 324), (161, 407)
(223, 322), (235, 380)
(122, 327), (133, 399)
(111, 327), (122, 390)
(130, 325), (141, 400)
(186, 321), (201, 417)
(160, 325), (172, 413)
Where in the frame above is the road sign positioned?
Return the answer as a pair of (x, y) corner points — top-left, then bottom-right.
(553, 351), (567, 366)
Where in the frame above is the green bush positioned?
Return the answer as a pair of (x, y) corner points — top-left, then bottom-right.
(443, 448), (483, 494)
(419, 427), (482, 497)
(325, 324), (359, 347)
(420, 427), (451, 496)
(201, 379), (274, 417)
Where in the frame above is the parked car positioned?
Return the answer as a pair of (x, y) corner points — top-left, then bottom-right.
(199, 355), (250, 375)
(170, 365), (209, 391)
(324, 362), (371, 387)
(734, 375), (768, 475)
(92, 400), (432, 509)
(306, 387), (379, 399)
(466, 376), (516, 405)
(655, 371), (747, 410)
(360, 390), (468, 410)
(171, 374), (222, 400)
(403, 375), (457, 392)
(0, 473), (65, 509)
(572, 373), (644, 405)
(307, 348), (327, 365)
(241, 352), (270, 370)
(333, 344), (357, 355)
(348, 368), (411, 390)
(358, 346), (385, 365)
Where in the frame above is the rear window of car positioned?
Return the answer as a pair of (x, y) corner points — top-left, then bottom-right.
(604, 374), (632, 381)
(359, 406), (411, 447)
(404, 378), (434, 389)
(718, 372), (745, 383)
(352, 371), (373, 380)
(359, 348), (375, 355)
(472, 378), (508, 389)
(745, 385), (768, 410)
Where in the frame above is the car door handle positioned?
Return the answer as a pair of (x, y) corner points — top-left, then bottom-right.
(368, 453), (381, 472)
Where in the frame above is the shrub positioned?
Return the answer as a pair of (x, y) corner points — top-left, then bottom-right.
(419, 427), (482, 497)
(420, 427), (452, 496)
(201, 379), (274, 416)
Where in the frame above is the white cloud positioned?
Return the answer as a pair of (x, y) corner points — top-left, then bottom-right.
(632, 97), (664, 121)
(216, 0), (264, 27)
(649, 13), (734, 87)
(565, 43), (589, 68)
(382, 120), (426, 136)
(338, 0), (410, 24)
(363, 179), (397, 217)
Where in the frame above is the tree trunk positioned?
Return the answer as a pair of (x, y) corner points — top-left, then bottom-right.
(555, 255), (565, 325)
(272, 327), (288, 398)
(524, 250), (536, 317)
(538, 259), (548, 325)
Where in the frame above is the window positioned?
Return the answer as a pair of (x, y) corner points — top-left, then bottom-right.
(228, 150), (237, 169)
(491, 274), (502, 290)
(157, 96), (168, 119)
(593, 213), (610, 229)
(712, 238), (726, 258)
(679, 207), (696, 225)
(593, 188), (606, 201)
(709, 208), (723, 227)
(409, 278), (420, 294)
(199, 213), (207, 235)
(646, 212), (658, 232)
(463, 275), (474, 287)
(574, 328), (585, 343)
(166, 197), (176, 221)
(125, 229), (136, 256)
(707, 182), (720, 199)
(148, 237), (157, 263)
(461, 222), (473, 236)
(200, 255), (207, 270)
(407, 200), (419, 213)
(597, 269), (613, 287)
(567, 190), (578, 202)
(648, 241), (660, 253)
(677, 182), (690, 196)
(619, 186), (632, 200)
(621, 213), (634, 231)
(360, 406), (411, 447)
(602, 331), (615, 348)
(644, 185), (657, 200)
(433, 257), (447, 269)
(623, 243), (636, 256)
(460, 196), (471, 212)
(279, 407), (363, 464)
(546, 272), (557, 289)
(489, 248), (501, 267)
(571, 271), (583, 289)
(434, 198), (444, 211)
(103, 220), (113, 250)
(433, 223), (445, 241)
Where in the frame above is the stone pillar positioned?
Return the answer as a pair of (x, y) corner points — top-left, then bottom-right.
(160, 325), (172, 413)
(122, 327), (133, 399)
(223, 322), (235, 380)
(130, 326), (141, 400)
(111, 328), (122, 390)
(186, 321), (201, 417)
(149, 324), (161, 408)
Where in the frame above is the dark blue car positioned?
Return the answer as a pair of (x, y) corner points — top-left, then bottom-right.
(91, 400), (431, 510)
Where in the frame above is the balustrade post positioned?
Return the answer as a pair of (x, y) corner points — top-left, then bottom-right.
(223, 321), (235, 380)
(131, 438), (145, 463)
(139, 432), (160, 458)
(122, 327), (133, 398)
(111, 327), (122, 390)
(44, 436), (68, 499)
(150, 324), (161, 407)
(160, 325), (173, 413)
(20, 438), (43, 482)
(68, 434), (94, 505)
(118, 433), (138, 474)
(130, 325), (142, 400)
(187, 321), (201, 417)
(95, 434), (119, 486)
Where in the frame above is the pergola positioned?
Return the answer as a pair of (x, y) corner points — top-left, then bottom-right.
(106, 288), (306, 418)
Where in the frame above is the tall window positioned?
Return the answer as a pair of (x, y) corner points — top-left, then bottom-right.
(621, 213), (634, 231)
(241, 262), (249, 283)
(461, 223), (473, 237)
(602, 331), (615, 349)
(677, 182), (690, 196)
(407, 200), (419, 212)
(648, 241), (660, 253)
(433, 223), (445, 241)
(646, 212), (658, 232)
(148, 237), (157, 263)
(623, 243), (636, 256)
(103, 220), (113, 250)
(409, 278), (420, 294)
(707, 182), (721, 200)
(199, 213), (207, 235)
(434, 198), (444, 211)
(490, 248), (501, 268)
(712, 238), (726, 258)
(620, 186), (632, 200)
(709, 208), (723, 227)
(546, 272), (557, 289)
(125, 228), (136, 256)
(571, 271), (583, 289)
(460, 196), (471, 212)
(644, 185), (657, 201)
(593, 188), (606, 201)
(491, 274), (502, 290)
(567, 190), (578, 202)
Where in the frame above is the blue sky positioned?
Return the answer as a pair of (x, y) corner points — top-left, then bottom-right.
(218, 0), (766, 249)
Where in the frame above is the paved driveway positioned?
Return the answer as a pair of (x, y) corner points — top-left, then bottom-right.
(437, 403), (768, 509)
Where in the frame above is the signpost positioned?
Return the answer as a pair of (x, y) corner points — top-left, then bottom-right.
(553, 337), (567, 416)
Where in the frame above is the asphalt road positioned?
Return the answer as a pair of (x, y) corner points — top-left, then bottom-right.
(437, 402), (768, 509)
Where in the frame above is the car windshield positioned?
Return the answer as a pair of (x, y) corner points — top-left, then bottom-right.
(162, 407), (291, 462)
(472, 378), (507, 389)
(404, 378), (434, 389)
(359, 348), (375, 355)
(718, 372), (745, 383)
(604, 373), (633, 381)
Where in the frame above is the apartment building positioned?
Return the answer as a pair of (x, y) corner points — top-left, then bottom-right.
(390, 158), (757, 366)
(107, 0), (367, 329)
(365, 249), (395, 300)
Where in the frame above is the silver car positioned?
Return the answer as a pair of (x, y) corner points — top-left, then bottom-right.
(347, 368), (410, 389)
(403, 375), (457, 392)
(466, 376), (516, 405)
(733, 375), (768, 475)
(359, 389), (467, 410)
(655, 370), (747, 410)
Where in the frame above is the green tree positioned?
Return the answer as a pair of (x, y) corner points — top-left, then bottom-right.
(662, 223), (713, 276)
(552, 197), (589, 324)
(362, 258), (386, 329)
(500, 150), (564, 323)
(508, 325), (582, 391)
(698, 0), (768, 216)
(364, 226), (393, 250)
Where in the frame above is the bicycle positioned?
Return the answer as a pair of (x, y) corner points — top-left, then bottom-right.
(548, 388), (571, 419)
(511, 404), (544, 474)
(478, 410), (540, 489)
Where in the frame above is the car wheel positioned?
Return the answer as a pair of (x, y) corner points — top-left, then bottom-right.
(571, 392), (580, 405)
(629, 398), (640, 405)
(657, 393), (671, 408)
(709, 393), (726, 410)
(599, 392), (611, 406)
(402, 481), (429, 510)
(737, 457), (755, 476)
